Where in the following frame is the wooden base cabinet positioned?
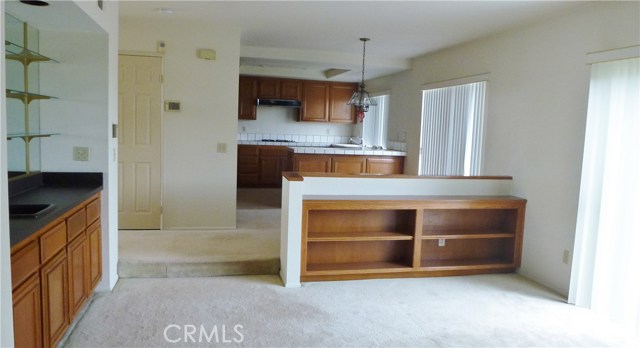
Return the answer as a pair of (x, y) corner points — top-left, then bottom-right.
(293, 154), (404, 175)
(301, 196), (526, 282)
(237, 145), (292, 188)
(11, 193), (102, 348)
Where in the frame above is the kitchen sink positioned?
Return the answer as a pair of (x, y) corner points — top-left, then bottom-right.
(330, 143), (363, 149)
(9, 203), (55, 218)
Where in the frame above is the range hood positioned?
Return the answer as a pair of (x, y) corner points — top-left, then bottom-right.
(256, 98), (301, 108)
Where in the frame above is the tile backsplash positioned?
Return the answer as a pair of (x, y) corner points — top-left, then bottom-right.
(237, 132), (407, 151)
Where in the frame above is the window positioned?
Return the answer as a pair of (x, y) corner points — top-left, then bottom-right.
(362, 95), (389, 148)
(570, 56), (640, 336)
(419, 80), (486, 176)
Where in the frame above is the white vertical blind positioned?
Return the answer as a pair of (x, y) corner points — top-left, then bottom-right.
(569, 57), (640, 336)
(419, 81), (486, 175)
(363, 95), (389, 148)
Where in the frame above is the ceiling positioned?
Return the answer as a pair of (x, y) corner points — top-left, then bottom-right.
(119, 1), (584, 82)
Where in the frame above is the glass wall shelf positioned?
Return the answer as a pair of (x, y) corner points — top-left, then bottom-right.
(7, 132), (60, 142)
(6, 89), (57, 104)
(5, 40), (58, 64)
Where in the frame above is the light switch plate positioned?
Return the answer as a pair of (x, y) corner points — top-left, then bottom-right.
(217, 143), (227, 153)
(73, 146), (90, 161)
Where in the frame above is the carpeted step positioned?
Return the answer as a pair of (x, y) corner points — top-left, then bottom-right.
(118, 258), (280, 278)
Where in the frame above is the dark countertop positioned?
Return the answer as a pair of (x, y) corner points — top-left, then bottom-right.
(9, 172), (103, 248)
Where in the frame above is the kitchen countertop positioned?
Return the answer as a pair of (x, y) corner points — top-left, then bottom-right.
(238, 141), (406, 157)
(9, 172), (103, 248)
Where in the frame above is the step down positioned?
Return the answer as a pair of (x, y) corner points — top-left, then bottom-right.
(118, 258), (280, 278)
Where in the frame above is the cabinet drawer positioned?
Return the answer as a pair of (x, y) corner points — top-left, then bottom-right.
(11, 240), (40, 290)
(40, 222), (67, 264)
(86, 198), (100, 226)
(259, 146), (289, 156)
(67, 208), (87, 241)
(238, 145), (259, 156)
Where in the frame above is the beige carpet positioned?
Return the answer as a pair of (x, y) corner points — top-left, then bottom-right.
(63, 274), (639, 347)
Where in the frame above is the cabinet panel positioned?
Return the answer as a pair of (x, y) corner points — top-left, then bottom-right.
(86, 198), (101, 226)
(329, 84), (356, 123)
(280, 79), (302, 100)
(366, 157), (404, 174)
(87, 221), (102, 290)
(294, 155), (332, 173)
(257, 78), (280, 98)
(259, 156), (283, 186)
(331, 156), (365, 174)
(67, 233), (88, 319)
(11, 240), (40, 290)
(301, 82), (330, 122)
(67, 208), (87, 241)
(40, 222), (66, 264)
(238, 76), (257, 120)
(13, 274), (42, 348)
(41, 251), (69, 348)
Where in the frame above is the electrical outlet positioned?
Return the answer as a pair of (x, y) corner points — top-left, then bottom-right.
(438, 238), (446, 247)
(563, 250), (571, 264)
(217, 143), (227, 153)
(73, 146), (90, 161)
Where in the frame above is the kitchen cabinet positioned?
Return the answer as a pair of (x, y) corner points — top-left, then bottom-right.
(280, 79), (302, 100)
(237, 145), (292, 187)
(257, 78), (280, 98)
(301, 196), (526, 282)
(10, 193), (102, 348)
(12, 274), (42, 348)
(301, 81), (357, 123)
(238, 76), (257, 120)
(301, 82), (330, 122)
(293, 154), (404, 174)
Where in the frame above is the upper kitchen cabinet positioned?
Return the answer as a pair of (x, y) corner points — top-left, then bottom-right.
(301, 81), (330, 122)
(238, 76), (257, 120)
(257, 78), (280, 99)
(280, 79), (302, 100)
(301, 81), (356, 123)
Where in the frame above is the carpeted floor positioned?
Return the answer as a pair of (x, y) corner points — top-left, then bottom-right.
(63, 274), (639, 348)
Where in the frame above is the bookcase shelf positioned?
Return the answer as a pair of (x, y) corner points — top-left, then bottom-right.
(301, 196), (526, 282)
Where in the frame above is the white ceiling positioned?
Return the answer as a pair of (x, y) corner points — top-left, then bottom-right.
(119, 1), (585, 82)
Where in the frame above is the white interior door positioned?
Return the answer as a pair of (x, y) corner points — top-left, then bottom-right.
(118, 54), (162, 229)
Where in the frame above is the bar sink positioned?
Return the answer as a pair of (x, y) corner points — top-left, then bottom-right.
(9, 203), (55, 218)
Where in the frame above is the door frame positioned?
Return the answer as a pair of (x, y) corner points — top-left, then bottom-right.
(118, 51), (165, 229)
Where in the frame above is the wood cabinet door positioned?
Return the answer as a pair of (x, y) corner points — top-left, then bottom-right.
(13, 274), (42, 348)
(329, 83), (356, 123)
(87, 221), (102, 291)
(301, 82), (329, 122)
(332, 156), (366, 174)
(366, 157), (404, 174)
(259, 156), (282, 185)
(294, 155), (332, 173)
(238, 76), (257, 120)
(280, 79), (302, 100)
(41, 251), (69, 348)
(257, 78), (280, 98)
(237, 145), (260, 187)
(67, 233), (88, 319)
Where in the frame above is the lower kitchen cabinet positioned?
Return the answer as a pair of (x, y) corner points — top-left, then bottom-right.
(12, 274), (42, 348)
(293, 154), (404, 174)
(10, 193), (102, 348)
(238, 145), (292, 188)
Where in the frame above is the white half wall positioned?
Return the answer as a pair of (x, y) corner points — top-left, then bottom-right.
(119, 17), (241, 229)
(366, 1), (640, 295)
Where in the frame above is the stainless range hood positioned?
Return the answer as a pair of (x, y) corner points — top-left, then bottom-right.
(256, 98), (301, 108)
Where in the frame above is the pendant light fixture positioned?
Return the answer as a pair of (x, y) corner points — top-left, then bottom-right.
(348, 38), (377, 122)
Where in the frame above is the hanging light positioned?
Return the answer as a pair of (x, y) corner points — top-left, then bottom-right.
(348, 38), (377, 122)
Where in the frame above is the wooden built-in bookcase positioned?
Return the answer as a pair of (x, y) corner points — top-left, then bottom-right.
(300, 196), (526, 282)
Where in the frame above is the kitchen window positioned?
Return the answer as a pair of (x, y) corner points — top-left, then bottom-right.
(363, 94), (389, 148)
(419, 77), (487, 175)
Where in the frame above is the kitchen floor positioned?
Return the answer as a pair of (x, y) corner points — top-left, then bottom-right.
(117, 189), (281, 278)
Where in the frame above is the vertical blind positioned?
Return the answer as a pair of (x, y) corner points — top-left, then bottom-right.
(419, 81), (486, 176)
(363, 95), (389, 148)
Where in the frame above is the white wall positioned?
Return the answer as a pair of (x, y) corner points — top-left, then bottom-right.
(367, 1), (640, 295)
(119, 17), (241, 229)
(239, 106), (353, 136)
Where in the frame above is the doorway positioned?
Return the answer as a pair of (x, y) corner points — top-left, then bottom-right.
(118, 54), (162, 229)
